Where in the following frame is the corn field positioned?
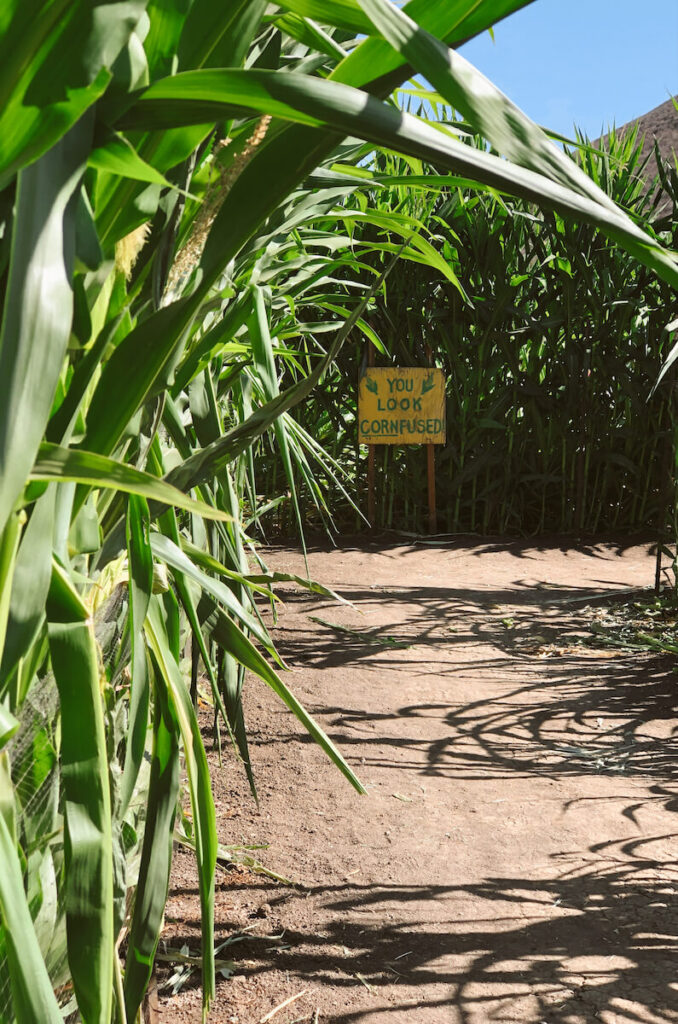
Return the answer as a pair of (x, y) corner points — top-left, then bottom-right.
(268, 131), (678, 537)
(1, 2), (677, 1023)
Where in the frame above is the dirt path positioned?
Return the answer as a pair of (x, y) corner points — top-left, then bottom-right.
(162, 537), (678, 1024)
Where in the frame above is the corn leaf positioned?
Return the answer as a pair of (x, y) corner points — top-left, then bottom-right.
(30, 443), (232, 522)
(0, 121), (91, 536)
(198, 597), (365, 794)
(123, 657), (180, 1022)
(0, 0), (147, 186)
(0, 513), (22, 671)
(119, 495), (154, 815)
(145, 597), (217, 1018)
(0, 813), (63, 1024)
(122, 68), (678, 290)
(0, 490), (55, 691)
(150, 532), (276, 655)
(46, 561), (114, 1024)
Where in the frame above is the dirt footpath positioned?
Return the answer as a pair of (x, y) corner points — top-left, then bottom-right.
(162, 536), (678, 1024)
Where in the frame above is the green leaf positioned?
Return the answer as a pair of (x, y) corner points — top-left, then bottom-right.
(156, 509), (235, 746)
(163, 243), (421, 494)
(78, 297), (196, 460)
(123, 657), (180, 1023)
(0, 813), (63, 1024)
(122, 68), (678, 290)
(356, 0), (619, 208)
(46, 561), (114, 1024)
(245, 571), (351, 605)
(142, 0), (192, 79)
(275, 0), (373, 35)
(0, 119), (91, 536)
(330, 0), (534, 87)
(0, 490), (55, 691)
(178, 0), (267, 70)
(0, 512), (23, 671)
(30, 443), (232, 522)
(178, 538), (274, 596)
(0, 0), (147, 187)
(272, 12), (349, 61)
(172, 295), (251, 395)
(249, 285), (308, 568)
(88, 132), (190, 192)
(150, 533), (276, 656)
(198, 597), (365, 794)
(119, 495), (154, 814)
(145, 597), (217, 1018)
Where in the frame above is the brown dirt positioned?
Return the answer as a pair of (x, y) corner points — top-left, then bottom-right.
(160, 536), (678, 1024)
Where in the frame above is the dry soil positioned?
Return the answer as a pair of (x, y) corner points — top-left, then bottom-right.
(161, 535), (678, 1024)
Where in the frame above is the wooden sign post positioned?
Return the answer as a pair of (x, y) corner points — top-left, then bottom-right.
(359, 365), (446, 533)
(425, 344), (437, 535)
(367, 342), (376, 526)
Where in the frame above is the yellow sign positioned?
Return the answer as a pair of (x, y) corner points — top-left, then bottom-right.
(358, 367), (446, 445)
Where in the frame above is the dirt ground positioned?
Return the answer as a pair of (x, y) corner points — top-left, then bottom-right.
(161, 535), (678, 1024)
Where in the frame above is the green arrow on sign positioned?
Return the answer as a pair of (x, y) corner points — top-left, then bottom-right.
(421, 373), (435, 395)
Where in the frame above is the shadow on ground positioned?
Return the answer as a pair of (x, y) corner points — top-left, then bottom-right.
(270, 575), (678, 785)
(165, 539), (677, 1022)
(166, 827), (678, 1022)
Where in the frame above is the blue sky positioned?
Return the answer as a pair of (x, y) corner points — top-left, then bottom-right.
(460, 0), (678, 140)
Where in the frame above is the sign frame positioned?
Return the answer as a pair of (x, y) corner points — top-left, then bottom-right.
(358, 367), (446, 446)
